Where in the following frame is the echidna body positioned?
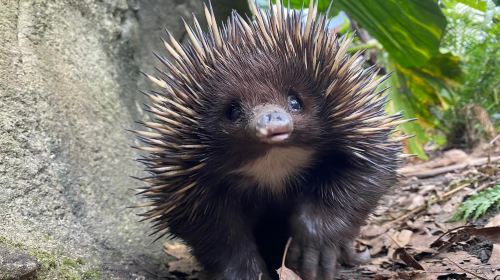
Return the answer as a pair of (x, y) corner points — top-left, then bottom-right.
(135, 1), (404, 279)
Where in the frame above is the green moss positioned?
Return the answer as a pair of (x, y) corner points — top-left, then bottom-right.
(30, 251), (101, 279)
(43, 234), (50, 241)
(0, 235), (102, 279)
(30, 250), (57, 269)
(82, 269), (103, 280)
(0, 235), (24, 248)
(62, 257), (79, 268)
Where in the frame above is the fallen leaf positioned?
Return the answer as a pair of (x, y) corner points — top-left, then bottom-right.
(361, 224), (386, 238)
(369, 256), (390, 265)
(359, 232), (392, 256)
(398, 149), (468, 175)
(485, 214), (500, 227)
(488, 244), (500, 265)
(418, 184), (437, 196)
(163, 241), (201, 276)
(276, 266), (302, 280)
(405, 219), (426, 231)
(427, 204), (442, 215)
(420, 250), (497, 280)
(393, 229), (413, 247)
(164, 242), (190, 259)
(393, 248), (424, 270)
(408, 195), (426, 210)
(464, 226), (500, 244)
(486, 217), (500, 264)
(167, 258), (198, 275)
(409, 233), (433, 248)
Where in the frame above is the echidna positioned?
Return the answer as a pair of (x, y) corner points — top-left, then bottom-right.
(134, 1), (407, 279)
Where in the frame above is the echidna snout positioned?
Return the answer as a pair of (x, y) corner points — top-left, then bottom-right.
(254, 104), (294, 143)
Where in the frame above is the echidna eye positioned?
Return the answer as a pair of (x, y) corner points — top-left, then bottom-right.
(287, 90), (302, 112)
(225, 102), (242, 121)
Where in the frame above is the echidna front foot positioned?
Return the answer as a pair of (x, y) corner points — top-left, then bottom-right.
(286, 202), (369, 280)
(286, 209), (340, 279)
(286, 237), (339, 280)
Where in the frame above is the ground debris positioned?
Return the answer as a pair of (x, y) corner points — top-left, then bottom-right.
(350, 148), (500, 280)
(163, 242), (201, 279)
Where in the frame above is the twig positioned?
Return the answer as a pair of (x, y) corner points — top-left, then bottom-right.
(489, 134), (499, 145)
(384, 182), (471, 227)
(279, 237), (293, 280)
(445, 256), (489, 280)
(386, 232), (403, 247)
(442, 181), (472, 198)
(431, 225), (472, 246)
(400, 156), (499, 179)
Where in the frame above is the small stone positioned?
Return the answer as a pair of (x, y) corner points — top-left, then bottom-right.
(0, 246), (40, 279)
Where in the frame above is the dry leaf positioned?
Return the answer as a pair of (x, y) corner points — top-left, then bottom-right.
(393, 248), (424, 270)
(488, 244), (500, 265)
(418, 185), (437, 196)
(405, 220), (427, 231)
(408, 233), (433, 249)
(426, 204), (442, 215)
(163, 242), (190, 259)
(407, 195), (426, 210)
(167, 258), (198, 275)
(420, 250), (494, 279)
(485, 213), (500, 227)
(393, 229), (413, 247)
(276, 266), (302, 280)
(366, 233), (392, 255)
(464, 226), (500, 244)
(361, 224), (386, 238)
(163, 241), (201, 276)
(369, 256), (390, 265)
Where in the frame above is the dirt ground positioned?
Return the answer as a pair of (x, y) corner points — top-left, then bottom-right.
(160, 143), (499, 280)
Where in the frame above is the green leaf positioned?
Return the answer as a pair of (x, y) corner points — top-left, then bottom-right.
(338, 0), (447, 67)
(452, 185), (500, 222)
(385, 52), (461, 157)
(387, 65), (430, 159)
(278, 0), (447, 68)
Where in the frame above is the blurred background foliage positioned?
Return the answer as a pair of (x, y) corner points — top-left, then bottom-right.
(245, 0), (499, 159)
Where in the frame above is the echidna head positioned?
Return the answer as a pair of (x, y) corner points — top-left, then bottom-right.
(202, 51), (324, 153)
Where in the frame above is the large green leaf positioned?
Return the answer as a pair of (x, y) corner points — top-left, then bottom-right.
(280, 0), (447, 68)
(338, 0), (446, 67)
(385, 53), (462, 158)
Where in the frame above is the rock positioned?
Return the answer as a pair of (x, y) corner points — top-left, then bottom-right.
(0, 246), (40, 279)
(0, 0), (245, 278)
